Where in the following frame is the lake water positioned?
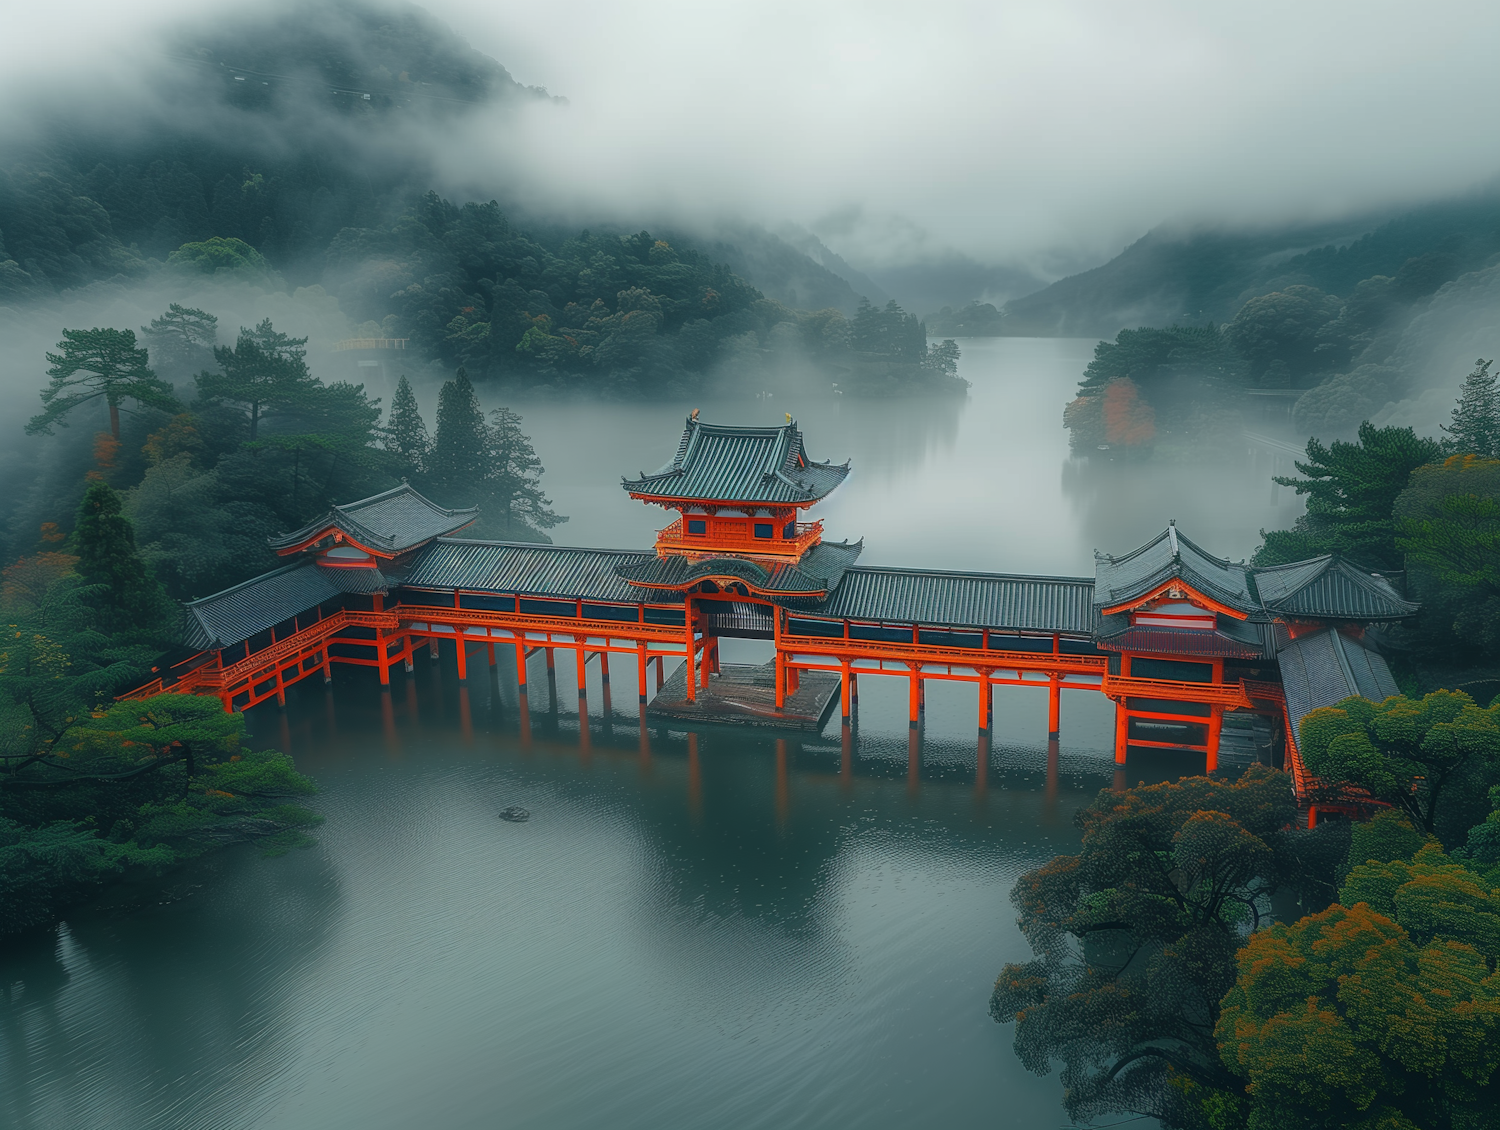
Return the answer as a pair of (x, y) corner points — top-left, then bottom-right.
(0, 338), (1303, 1130)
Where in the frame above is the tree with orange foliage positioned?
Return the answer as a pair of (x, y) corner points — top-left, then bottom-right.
(990, 766), (1345, 1127)
(1103, 376), (1157, 447)
(1216, 844), (1500, 1129)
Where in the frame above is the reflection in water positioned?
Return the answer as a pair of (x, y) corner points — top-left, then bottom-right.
(2, 339), (1286, 1130)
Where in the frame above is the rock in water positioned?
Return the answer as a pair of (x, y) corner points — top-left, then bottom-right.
(499, 805), (530, 822)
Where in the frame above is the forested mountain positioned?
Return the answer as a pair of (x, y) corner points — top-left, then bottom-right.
(1004, 193), (1500, 338)
(0, 1), (964, 399)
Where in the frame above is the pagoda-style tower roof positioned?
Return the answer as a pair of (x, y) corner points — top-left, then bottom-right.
(622, 417), (850, 506)
(269, 483), (478, 560)
(1094, 522), (1257, 617)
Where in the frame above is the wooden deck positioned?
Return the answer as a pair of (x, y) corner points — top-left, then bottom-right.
(648, 662), (840, 731)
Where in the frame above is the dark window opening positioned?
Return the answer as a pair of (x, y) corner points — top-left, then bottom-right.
(754, 523), (773, 539)
(783, 521), (796, 539)
(1129, 656), (1214, 683)
(687, 519), (706, 535)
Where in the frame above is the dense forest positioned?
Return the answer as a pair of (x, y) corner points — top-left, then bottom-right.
(1060, 200), (1500, 460)
(0, 2), (962, 402)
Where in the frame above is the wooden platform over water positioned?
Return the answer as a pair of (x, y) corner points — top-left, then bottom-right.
(648, 662), (840, 731)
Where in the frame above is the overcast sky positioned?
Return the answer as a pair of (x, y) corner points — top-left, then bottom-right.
(8, 0), (1500, 273)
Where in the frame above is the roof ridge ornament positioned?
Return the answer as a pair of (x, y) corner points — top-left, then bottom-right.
(1167, 520), (1179, 560)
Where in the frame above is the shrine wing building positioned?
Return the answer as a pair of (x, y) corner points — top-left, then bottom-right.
(140, 417), (1415, 819)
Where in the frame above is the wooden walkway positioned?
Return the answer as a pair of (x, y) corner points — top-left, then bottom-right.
(648, 662), (840, 731)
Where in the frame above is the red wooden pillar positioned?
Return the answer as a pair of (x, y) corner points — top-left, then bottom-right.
(849, 672), (858, 707)
(576, 643), (588, 708)
(655, 656), (664, 691)
(977, 670), (991, 734)
(1206, 705), (1223, 772)
(378, 632), (390, 687)
(840, 659), (851, 725)
(700, 636), (713, 689)
(600, 651), (611, 686)
(636, 643), (648, 704)
(322, 646), (333, 685)
(429, 638), (440, 661)
(402, 632), (414, 673)
(1048, 673), (1061, 741)
(486, 642), (496, 668)
(514, 640), (528, 693)
(455, 636), (468, 681)
(1114, 700), (1129, 764)
(545, 647), (555, 674)
(908, 668), (921, 728)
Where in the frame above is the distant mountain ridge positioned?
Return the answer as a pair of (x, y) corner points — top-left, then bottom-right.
(1003, 192), (1500, 338)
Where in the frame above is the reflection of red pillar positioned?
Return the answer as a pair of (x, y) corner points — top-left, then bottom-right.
(1113, 766), (1126, 792)
(1114, 701), (1128, 765)
(976, 728), (989, 795)
(458, 686), (473, 743)
(1046, 739), (1059, 809)
(381, 689), (397, 754)
(775, 738), (789, 825)
(1206, 706), (1223, 772)
(684, 599), (697, 704)
(518, 690), (532, 747)
(840, 722), (852, 787)
(638, 715), (651, 768)
(907, 725), (921, 792)
(1048, 674), (1061, 741)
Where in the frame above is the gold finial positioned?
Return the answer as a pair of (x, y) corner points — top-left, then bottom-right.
(691, 408), (700, 421)
(785, 412), (792, 424)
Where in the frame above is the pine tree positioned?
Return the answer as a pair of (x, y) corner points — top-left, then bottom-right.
(73, 482), (170, 636)
(1443, 358), (1500, 457)
(489, 407), (565, 538)
(197, 321), (318, 439)
(140, 304), (218, 374)
(423, 368), (490, 504)
(27, 328), (180, 440)
(384, 375), (429, 479)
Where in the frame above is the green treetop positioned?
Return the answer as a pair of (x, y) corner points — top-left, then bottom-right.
(1443, 358), (1500, 458)
(989, 766), (1342, 1127)
(424, 367), (489, 503)
(72, 482), (172, 638)
(1216, 843), (1500, 1130)
(488, 405), (565, 538)
(384, 375), (429, 479)
(27, 327), (181, 440)
(1259, 422), (1442, 568)
(141, 304), (219, 374)
(1299, 691), (1500, 838)
(197, 320), (318, 440)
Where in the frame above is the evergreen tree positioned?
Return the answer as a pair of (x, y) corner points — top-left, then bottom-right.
(141, 304), (218, 374)
(27, 328), (180, 440)
(384, 375), (429, 479)
(424, 368), (490, 503)
(197, 321), (318, 439)
(1262, 422), (1442, 569)
(72, 482), (170, 636)
(1443, 358), (1500, 457)
(489, 407), (565, 538)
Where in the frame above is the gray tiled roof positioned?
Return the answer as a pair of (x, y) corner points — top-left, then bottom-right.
(621, 419), (850, 505)
(268, 483), (479, 554)
(1252, 556), (1417, 621)
(183, 561), (351, 650)
(615, 541), (863, 595)
(1279, 629), (1400, 745)
(1096, 611), (1266, 658)
(816, 567), (1097, 634)
(1094, 523), (1257, 613)
(401, 539), (670, 603)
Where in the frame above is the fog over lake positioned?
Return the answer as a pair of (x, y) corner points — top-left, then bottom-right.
(0, 338), (1302, 1130)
